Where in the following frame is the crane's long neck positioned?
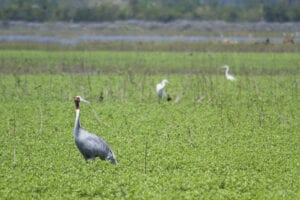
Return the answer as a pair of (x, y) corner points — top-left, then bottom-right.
(74, 104), (81, 137)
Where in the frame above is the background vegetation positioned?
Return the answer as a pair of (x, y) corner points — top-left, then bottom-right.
(0, 51), (299, 74)
(1, 0), (300, 22)
(0, 51), (299, 199)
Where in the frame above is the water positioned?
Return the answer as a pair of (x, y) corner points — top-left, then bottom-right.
(0, 34), (296, 45)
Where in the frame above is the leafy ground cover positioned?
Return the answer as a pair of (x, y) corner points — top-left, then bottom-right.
(0, 52), (299, 199)
(1, 41), (300, 52)
(0, 51), (300, 74)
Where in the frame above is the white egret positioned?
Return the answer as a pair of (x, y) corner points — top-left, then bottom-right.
(156, 79), (169, 101)
(74, 96), (117, 164)
(222, 65), (236, 81)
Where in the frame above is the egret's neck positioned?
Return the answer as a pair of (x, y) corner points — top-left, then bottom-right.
(225, 67), (229, 75)
(74, 108), (81, 133)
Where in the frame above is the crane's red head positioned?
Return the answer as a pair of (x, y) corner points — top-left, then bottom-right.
(74, 96), (80, 109)
(74, 96), (89, 110)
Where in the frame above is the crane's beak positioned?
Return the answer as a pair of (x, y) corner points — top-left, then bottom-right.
(79, 97), (90, 104)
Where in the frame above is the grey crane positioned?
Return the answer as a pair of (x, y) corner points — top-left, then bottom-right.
(74, 96), (117, 164)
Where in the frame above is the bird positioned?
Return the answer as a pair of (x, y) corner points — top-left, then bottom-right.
(74, 96), (117, 164)
(156, 79), (169, 101)
(167, 94), (172, 102)
(222, 65), (236, 81)
(174, 95), (182, 103)
(195, 95), (205, 103)
(99, 92), (104, 103)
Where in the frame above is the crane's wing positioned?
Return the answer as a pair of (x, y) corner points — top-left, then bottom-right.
(76, 129), (114, 161)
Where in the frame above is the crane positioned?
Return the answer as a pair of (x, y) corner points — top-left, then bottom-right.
(156, 79), (169, 101)
(74, 96), (117, 164)
(222, 65), (236, 81)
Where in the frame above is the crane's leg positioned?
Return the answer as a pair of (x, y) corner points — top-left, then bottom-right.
(84, 157), (88, 163)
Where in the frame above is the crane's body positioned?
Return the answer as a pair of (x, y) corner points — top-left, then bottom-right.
(223, 65), (236, 81)
(156, 79), (169, 100)
(74, 96), (117, 164)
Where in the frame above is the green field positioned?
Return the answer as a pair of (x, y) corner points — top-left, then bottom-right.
(0, 51), (299, 199)
(0, 51), (300, 74)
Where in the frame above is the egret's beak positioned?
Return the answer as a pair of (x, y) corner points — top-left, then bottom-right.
(222, 65), (229, 69)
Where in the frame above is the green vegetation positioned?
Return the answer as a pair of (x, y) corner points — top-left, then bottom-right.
(0, 51), (299, 199)
(1, 41), (300, 53)
(0, 51), (300, 75)
(1, 0), (300, 22)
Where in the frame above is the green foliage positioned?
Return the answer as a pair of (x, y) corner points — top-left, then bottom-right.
(0, 51), (299, 199)
(1, 41), (300, 53)
(0, 0), (300, 22)
(263, 2), (300, 22)
(0, 51), (299, 75)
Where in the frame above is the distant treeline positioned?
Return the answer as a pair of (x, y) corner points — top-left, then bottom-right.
(0, 0), (300, 22)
